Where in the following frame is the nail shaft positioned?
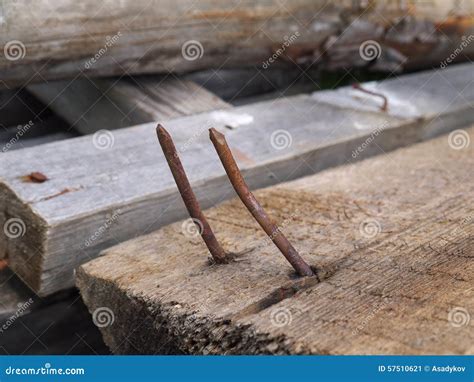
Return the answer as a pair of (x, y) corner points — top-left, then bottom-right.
(209, 128), (314, 277)
(352, 83), (388, 112)
(156, 124), (227, 263)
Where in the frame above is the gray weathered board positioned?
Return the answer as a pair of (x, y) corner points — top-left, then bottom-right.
(1, 0), (473, 88)
(27, 77), (231, 135)
(77, 127), (473, 354)
(1, 64), (474, 296)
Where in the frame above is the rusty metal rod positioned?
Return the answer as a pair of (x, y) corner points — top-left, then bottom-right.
(352, 83), (388, 112)
(156, 124), (227, 263)
(209, 128), (314, 277)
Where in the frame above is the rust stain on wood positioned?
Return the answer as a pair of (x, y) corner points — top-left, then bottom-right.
(36, 187), (83, 202)
(20, 172), (49, 183)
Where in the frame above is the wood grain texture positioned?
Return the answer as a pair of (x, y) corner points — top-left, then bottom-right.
(77, 127), (474, 355)
(1, 65), (474, 296)
(1, 0), (473, 87)
(27, 77), (231, 135)
(0, 0), (338, 87)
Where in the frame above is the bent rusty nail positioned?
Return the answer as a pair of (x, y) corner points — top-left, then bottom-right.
(156, 124), (227, 263)
(209, 128), (314, 277)
(352, 83), (388, 112)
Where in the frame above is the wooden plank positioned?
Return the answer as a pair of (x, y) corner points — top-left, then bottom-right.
(1, 0), (473, 88)
(77, 127), (474, 354)
(27, 77), (231, 135)
(1, 65), (474, 296)
(0, 0), (338, 88)
(0, 267), (108, 354)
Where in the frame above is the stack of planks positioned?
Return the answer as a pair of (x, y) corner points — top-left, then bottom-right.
(1, 0), (473, 357)
(1, 64), (474, 298)
(77, 126), (473, 354)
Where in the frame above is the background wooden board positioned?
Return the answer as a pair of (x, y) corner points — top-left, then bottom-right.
(1, 0), (473, 88)
(27, 77), (231, 135)
(0, 0), (338, 87)
(77, 126), (473, 355)
(1, 65), (474, 296)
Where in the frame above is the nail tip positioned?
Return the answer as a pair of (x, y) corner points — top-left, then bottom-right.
(156, 125), (171, 140)
(209, 127), (225, 142)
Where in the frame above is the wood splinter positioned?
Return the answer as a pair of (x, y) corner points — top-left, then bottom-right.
(156, 124), (227, 264)
(209, 128), (314, 277)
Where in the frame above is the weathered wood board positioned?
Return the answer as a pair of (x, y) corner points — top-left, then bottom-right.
(1, 0), (473, 88)
(1, 65), (474, 296)
(0, 267), (108, 355)
(27, 77), (231, 135)
(0, 0), (337, 88)
(77, 127), (473, 355)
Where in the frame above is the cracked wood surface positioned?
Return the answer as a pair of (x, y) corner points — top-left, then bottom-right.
(77, 127), (473, 354)
(1, 64), (474, 296)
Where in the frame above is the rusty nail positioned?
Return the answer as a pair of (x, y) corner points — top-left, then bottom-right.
(209, 128), (314, 277)
(156, 124), (227, 264)
(352, 83), (388, 112)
